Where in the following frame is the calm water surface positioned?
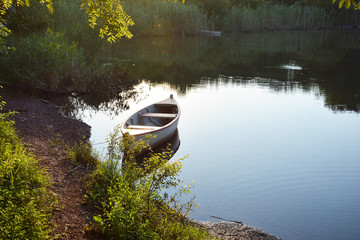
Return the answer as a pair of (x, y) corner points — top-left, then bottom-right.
(79, 30), (360, 240)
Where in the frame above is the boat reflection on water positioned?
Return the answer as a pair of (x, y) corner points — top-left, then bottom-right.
(135, 129), (181, 162)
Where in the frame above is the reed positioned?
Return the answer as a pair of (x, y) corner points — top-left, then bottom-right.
(123, 0), (212, 36)
(51, 0), (106, 55)
(51, 0), (360, 38)
(223, 4), (336, 32)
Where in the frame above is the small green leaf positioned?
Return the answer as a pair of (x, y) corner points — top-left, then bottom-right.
(93, 215), (103, 224)
(339, 0), (345, 8)
(346, 0), (351, 8)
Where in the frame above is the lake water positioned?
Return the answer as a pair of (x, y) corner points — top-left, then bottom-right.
(78, 30), (360, 240)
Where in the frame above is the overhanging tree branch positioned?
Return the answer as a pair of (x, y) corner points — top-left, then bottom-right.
(333, 0), (360, 10)
(81, 0), (135, 42)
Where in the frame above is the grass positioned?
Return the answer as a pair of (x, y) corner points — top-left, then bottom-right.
(66, 139), (99, 167)
(0, 99), (55, 239)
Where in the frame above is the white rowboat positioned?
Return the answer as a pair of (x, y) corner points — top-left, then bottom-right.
(120, 94), (181, 149)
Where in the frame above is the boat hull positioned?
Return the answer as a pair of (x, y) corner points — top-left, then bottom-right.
(133, 117), (179, 148)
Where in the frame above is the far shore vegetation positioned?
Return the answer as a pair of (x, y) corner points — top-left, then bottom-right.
(0, 0), (359, 98)
(1, 0), (359, 97)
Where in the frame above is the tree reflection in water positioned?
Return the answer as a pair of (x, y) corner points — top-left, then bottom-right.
(111, 30), (359, 113)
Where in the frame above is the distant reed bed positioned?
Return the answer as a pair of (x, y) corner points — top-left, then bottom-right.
(223, 4), (360, 32)
(50, 0), (359, 38)
(123, 0), (212, 36)
(123, 0), (360, 35)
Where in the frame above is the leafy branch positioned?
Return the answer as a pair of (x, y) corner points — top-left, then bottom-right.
(332, 0), (360, 10)
(81, 0), (135, 42)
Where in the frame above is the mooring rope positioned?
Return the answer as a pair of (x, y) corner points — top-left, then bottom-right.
(92, 141), (108, 146)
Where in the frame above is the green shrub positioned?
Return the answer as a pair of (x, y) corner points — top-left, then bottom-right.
(0, 29), (85, 90)
(2, 0), (51, 35)
(1, 17), (135, 104)
(0, 101), (16, 143)
(0, 100), (55, 239)
(88, 130), (209, 239)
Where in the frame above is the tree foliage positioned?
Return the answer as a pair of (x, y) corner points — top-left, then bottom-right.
(0, 0), (53, 39)
(81, 0), (134, 42)
(332, 0), (360, 9)
(0, 0), (135, 43)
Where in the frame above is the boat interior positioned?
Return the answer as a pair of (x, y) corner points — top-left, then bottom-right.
(125, 103), (178, 130)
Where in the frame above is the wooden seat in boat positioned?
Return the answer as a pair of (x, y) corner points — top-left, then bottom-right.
(126, 125), (162, 130)
(140, 113), (177, 118)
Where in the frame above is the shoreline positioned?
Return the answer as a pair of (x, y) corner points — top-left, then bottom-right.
(198, 221), (280, 240)
(3, 96), (280, 240)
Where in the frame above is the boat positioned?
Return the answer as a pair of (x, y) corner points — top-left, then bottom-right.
(121, 94), (181, 150)
(197, 30), (222, 37)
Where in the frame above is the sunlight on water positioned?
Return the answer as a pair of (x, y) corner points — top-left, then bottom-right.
(280, 64), (303, 70)
(280, 61), (303, 71)
(83, 81), (179, 152)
